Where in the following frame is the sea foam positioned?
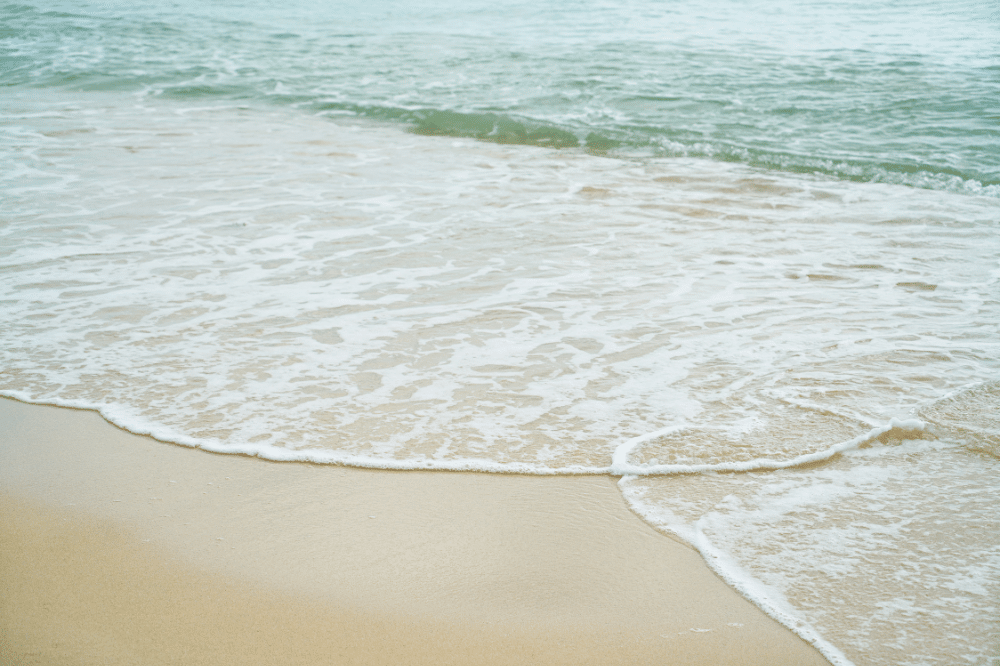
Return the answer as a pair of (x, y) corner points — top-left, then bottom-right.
(2, 92), (999, 666)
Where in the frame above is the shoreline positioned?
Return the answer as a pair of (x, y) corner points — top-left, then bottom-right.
(1, 397), (831, 665)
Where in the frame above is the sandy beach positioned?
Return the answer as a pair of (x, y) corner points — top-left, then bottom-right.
(0, 397), (831, 665)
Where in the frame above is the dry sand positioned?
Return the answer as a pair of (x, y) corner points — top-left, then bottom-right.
(0, 397), (830, 665)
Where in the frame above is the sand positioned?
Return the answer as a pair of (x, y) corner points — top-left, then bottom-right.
(0, 397), (830, 665)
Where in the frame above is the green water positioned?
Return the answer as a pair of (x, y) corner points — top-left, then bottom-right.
(3, 0), (998, 194)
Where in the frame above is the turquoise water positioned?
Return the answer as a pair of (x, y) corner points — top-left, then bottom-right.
(3, 0), (999, 194)
(3, 2), (999, 665)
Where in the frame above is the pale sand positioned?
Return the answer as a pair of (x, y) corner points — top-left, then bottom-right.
(0, 397), (830, 665)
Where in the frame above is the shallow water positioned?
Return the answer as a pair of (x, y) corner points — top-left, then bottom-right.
(2, 1), (999, 664)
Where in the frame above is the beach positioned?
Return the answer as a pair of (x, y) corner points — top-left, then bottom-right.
(3, 1), (999, 663)
(0, 397), (833, 665)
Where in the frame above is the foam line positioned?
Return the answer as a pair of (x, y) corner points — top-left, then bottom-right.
(609, 418), (930, 477)
(688, 524), (857, 666)
(3, 390), (929, 479)
(0, 391), (613, 476)
(616, 474), (857, 666)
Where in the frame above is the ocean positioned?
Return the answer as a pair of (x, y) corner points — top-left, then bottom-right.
(1, 0), (998, 663)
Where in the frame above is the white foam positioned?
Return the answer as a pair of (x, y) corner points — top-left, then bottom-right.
(610, 419), (930, 476)
(621, 433), (1000, 666)
(3, 91), (1000, 665)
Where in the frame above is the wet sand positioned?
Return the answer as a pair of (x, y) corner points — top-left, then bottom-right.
(0, 397), (830, 665)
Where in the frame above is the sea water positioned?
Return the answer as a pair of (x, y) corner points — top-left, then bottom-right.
(1, 1), (998, 664)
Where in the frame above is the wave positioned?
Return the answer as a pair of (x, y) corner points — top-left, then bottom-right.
(5, 1), (998, 199)
(303, 103), (1000, 196)
(919, 380), (1000, 459)
(610, 418), (934, 477)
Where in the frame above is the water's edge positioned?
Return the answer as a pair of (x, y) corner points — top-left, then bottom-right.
(10, 390), (928, 665)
